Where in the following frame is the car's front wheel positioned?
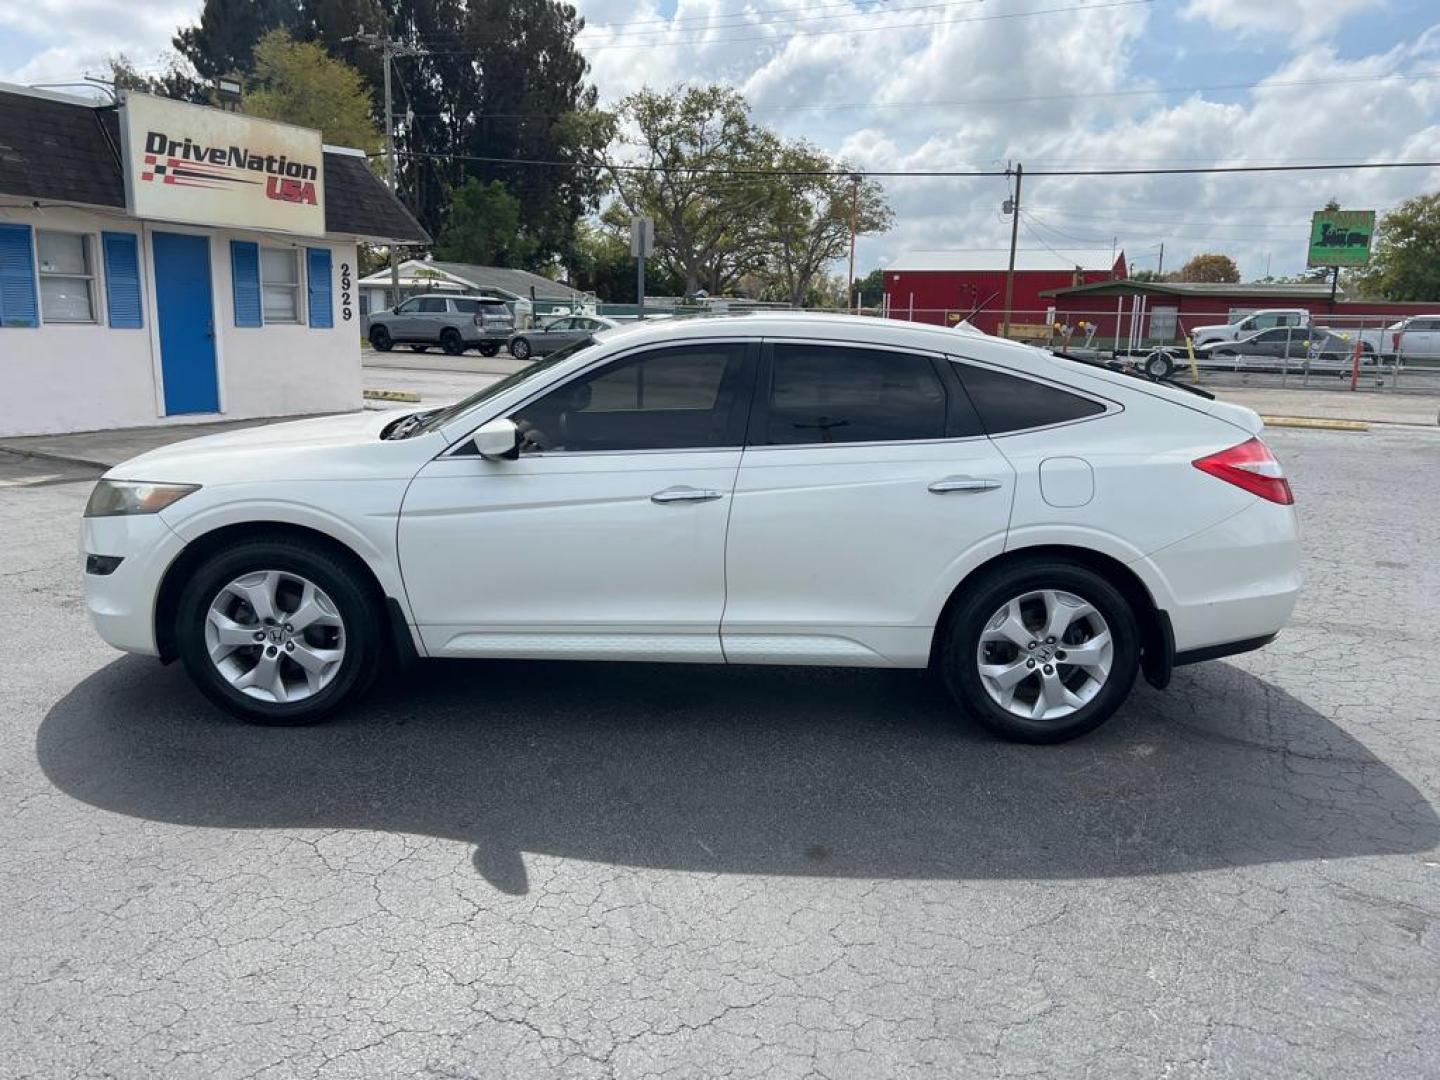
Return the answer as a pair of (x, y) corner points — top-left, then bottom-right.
(174, 537), (383, 725)
(941, 560), (1140, 743)
(509, 337), (531, 360)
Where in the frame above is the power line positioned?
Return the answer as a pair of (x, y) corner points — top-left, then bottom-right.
(386, 150), (1440, 179)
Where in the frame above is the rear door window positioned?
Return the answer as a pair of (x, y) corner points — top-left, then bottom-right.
(417, 298), (447, 313)
(756, 344), (956, 445)
(954, 363), (1106, 435)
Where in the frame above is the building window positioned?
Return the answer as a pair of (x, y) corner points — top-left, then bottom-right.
(260, 247), (301, 323)
(36, 231), (96, 323)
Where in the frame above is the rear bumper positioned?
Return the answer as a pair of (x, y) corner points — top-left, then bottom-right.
(1174, 632), (1278, 667)
(1138, 499), (1300, 655)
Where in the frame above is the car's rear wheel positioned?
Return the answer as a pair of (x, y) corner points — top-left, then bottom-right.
(441, 328), (465, 355)
(174, 538), (382, 726)
(509, 337), (531, 360)
(941, 560), (1140, 744)
(477, 343), (500, 357)
(369, 325), (393, 352)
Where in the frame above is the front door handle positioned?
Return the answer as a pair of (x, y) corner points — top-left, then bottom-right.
(651, 485), (724, 504)
(929, 476), (1002, 494)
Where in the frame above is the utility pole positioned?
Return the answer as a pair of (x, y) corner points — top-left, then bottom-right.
(344, 28), (426, 307)
(1001, 162), (1023, 339)
(1157, 242), (1164, 278)
(847, 173), (862, 313)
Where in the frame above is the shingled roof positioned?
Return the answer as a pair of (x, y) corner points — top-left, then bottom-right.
(0, 85), (428, 244)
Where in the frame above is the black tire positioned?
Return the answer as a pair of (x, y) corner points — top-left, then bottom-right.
(441, 328), (465, 356)
(939, 559), (1140, 744)
(409, 344), (430, 353)
(477, 343), (500, 357)
(1143, 352), (1174, 379)
(509, 336), (531, 361)
(174, 536), (383, 726)
(369, 325), (393, 352)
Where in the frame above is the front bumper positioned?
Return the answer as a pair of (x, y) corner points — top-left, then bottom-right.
(81, 512), (186, 656)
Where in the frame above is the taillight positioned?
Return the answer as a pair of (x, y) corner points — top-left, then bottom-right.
(1193, 437), (1294, 505)
(474, 313), (484, 326)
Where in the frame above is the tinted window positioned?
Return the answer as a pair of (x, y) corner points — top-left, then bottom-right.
(760, 345), (948, 445)
(396, 299), (419, 313)
(955, 364), (1106, 434)
(418, 298), (447, 313)
(1252, 315), (1279, 329)
(511, 343), (751, 453)
(546, 318), (573, 331)
(451, 298), (479, 313)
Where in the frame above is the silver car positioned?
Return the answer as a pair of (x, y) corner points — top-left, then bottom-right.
(508, 315), (619, 360)
(368, 294), (515, 356)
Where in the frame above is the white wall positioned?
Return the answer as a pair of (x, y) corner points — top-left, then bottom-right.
(0, 205), (361, 437)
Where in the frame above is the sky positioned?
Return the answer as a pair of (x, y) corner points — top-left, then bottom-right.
(3, 0), (1438, 280)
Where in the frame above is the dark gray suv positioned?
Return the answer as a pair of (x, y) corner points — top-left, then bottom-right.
(368, 294), (515, 356)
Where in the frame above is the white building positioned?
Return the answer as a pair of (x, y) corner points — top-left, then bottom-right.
(0, 85), (427, 437)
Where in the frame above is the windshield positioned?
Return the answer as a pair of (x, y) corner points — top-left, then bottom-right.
(402, 337), (600, 438)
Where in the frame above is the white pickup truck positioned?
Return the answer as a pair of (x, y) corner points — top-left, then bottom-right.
(1189, 309), (1311, 347)
(1355, 315), (1440, 361)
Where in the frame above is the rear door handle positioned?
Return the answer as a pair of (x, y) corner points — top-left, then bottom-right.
(928, 476), (1002, 494)
(651, 485), (724, 504)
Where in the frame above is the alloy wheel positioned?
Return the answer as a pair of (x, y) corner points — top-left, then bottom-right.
(205, 570), (347, 703)
(975, 589), (1113, 721)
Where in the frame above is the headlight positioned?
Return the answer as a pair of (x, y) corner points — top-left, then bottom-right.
(84, 480), (200, 517)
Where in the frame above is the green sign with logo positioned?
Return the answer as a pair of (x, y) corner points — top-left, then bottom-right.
(1307, 209), (1376, 268)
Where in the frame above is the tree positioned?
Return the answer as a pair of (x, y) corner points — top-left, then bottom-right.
(565, 221), (685, 302)
(1129, 268), (1166, 283)
(1175, 253), (1240, 283)
(107, 53), (206, 103)
(242, 30), (382, 153)
(1351, 193), (1440, 301)
(599, 85), (776, 296)
(757, 140), (891, 308)
(853, 267), (885, 308)
(173, 0), (303, 80)
(431, 178), (537, 267)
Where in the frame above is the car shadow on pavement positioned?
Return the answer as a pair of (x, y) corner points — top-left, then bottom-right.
(37, 656), (1440, 894)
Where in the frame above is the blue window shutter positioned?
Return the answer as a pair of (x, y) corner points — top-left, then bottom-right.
(0, 223), (39, 328)
(102, 232), (143, 329)
(230, 240), (262, 327)
(307, 247), (333, 328)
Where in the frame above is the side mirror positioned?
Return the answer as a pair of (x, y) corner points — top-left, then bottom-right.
(471, 418), (520, 460)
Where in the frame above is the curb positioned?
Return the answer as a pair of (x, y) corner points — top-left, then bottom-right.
(363, 389), (423, 404)
(1261, 415), (1369, 432)
(0, 445), (110, 471)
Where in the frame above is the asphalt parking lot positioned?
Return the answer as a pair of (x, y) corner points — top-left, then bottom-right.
(2, 424), (1438, 1079)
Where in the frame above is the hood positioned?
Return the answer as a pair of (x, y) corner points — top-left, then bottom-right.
(105, 410), (440, 485)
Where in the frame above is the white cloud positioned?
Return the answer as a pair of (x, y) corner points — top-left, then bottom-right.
(2, 0), (1436, 281)
(1181, 0), (1385, 43)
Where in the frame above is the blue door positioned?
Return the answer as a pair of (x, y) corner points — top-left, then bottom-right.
(152, 231), (219, 415)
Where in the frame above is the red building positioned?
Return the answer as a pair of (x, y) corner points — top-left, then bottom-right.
(883, 249), (1126, 334)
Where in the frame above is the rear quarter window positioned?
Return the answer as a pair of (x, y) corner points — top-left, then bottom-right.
(954, 363), (1106, 435)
